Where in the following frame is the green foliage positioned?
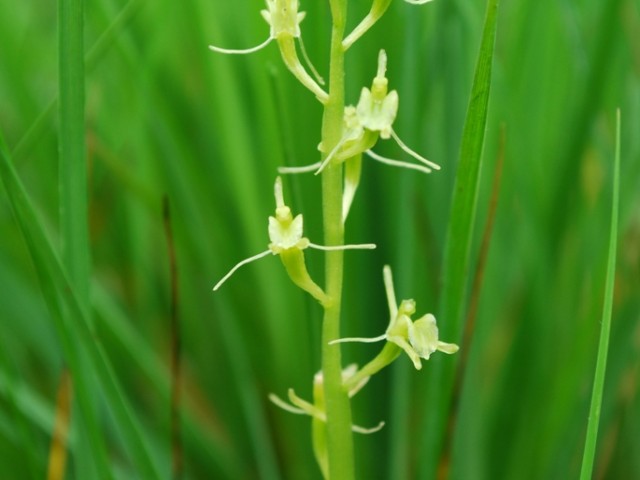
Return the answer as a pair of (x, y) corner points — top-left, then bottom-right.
(0, 0), (638, 478)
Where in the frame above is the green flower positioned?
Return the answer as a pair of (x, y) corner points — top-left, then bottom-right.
(331, 265), (459, 370)
(208, 0), (327, 102)
(280, 50), (440, 177)
(213, 177), (375, 305)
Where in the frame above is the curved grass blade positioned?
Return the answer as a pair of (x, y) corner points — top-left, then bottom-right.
(418, 0), (500, 475)
(579, 109), (621, 479)
(0, 132), (161, 479)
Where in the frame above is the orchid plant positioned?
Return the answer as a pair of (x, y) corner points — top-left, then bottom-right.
(209, 0), (458, 477)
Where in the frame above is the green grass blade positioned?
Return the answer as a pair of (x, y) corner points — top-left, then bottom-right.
(0, 343), (43, 479)
(0, 133), (161, 479)
(1, 134), (112, 479)
(12, 0), (143, 163)
(58, 0), (90, 303)
(58, 0), (99, 476)
(579, 109), (621, 479)
(419, 0), (500, 474)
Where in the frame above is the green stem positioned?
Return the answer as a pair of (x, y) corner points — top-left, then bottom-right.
(320, 0), (354, 478)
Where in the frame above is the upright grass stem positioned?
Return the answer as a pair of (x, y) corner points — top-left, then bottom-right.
(58, 0), (104, 477)
(320, 0), (355, 478)
(59, 0), (90, 305)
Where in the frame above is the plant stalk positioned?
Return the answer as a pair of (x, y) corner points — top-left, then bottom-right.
(320, 0), (354, 478)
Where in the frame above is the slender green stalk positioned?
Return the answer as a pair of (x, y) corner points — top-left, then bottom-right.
(579, 109), (621, 479)
(59, 0), (90, 304)
(58, 0), (106, 477)
(320, 0), (354, 478)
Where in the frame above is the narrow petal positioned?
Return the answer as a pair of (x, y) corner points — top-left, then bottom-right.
(352, 421), (385, 434)
(268, 393), (307, 415)
(213, 249), (272, 291)
(390, 128), (441, 171)
(366, 149), (433, 174)
(273, 176), (285, 208)
(437, 341), (460, 354)
(315, 135), (350, 174)
(383, 265), (398, 320)
(329, 334), (387, 345)
(278, 161), (322, 174)
(209, 36), (273, 55)
(288, 389), (326, 422)
(388, 335), (422, 370)
(297, 35), (325, 85)
(308, 242), (376, 251)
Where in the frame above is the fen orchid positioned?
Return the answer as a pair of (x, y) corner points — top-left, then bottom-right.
(331, 265), (459, 370)
(209, 0), (328, 102)
(212, 177), (375, 306)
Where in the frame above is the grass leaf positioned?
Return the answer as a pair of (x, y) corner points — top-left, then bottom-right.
(419, 0), (500, 474)
(0, 132), (161, 478)
(579, 109), (621, 479)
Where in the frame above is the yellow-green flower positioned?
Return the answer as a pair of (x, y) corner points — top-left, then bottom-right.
(331, 265), (459, 370)
(213, 177), (375, 305)
(280, 50), (440, 176)
(209, 0), (327, 102)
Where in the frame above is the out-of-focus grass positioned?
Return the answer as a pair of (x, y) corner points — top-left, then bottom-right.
(0, 0), (638, 479)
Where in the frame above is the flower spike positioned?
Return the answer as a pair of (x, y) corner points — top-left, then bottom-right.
(213, 177), (375, 305)
(209, 0), (328, 102)
(330, 265), (459, 370)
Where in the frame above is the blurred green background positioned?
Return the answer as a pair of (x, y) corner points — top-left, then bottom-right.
(0, 0), (638, 478)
